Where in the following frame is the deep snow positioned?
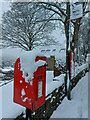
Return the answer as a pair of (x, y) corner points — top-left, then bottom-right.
(1, 82), (25, 119)
(0, 48), (89, 119)
(51, 72), (88, 118)
(0, 71), (65, 119)
(0, 70), (88, 119)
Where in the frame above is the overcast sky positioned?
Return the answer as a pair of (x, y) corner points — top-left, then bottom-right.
(0, 1), (10, 24)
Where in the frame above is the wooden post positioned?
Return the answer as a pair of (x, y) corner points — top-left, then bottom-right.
(26, 108), (32, 120)
(65, 1), (70, 95)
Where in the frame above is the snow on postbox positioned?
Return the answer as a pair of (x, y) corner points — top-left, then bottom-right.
(14, 51), (46, 111)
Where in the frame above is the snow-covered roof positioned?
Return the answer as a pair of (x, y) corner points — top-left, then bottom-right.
(37, 46), (66, 66)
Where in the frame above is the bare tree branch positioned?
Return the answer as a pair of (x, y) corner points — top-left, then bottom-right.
(2, 2), (57, 50)
(39, 2), (67, 16)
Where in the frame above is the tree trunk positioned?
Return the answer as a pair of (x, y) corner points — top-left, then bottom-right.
(65, 2), (70, 71)
(29, 45), (32, 51)
(28, 34), (33, 51)
(64, 2), (71, 100)
(72, 18), (81, 50)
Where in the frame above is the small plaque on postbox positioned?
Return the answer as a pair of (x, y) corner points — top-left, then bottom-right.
(38, 80), (43, 98)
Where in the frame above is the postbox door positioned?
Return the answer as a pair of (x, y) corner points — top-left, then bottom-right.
(14, 58), (33, 110)
(32, 75), (46, 110)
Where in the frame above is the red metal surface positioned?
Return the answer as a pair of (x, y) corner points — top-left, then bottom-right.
(14, 56), (46, 111)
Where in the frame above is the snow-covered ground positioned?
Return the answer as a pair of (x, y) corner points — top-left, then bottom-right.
(0, 46), (89, 119)
(0, 81), (25, 119)
(0, 64), (88, 119)
(51, 72), (88, 118)
(0, 71), (65, 119)
(0, 42), (89, 119)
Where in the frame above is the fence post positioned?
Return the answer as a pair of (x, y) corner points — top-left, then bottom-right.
(26, 108), (32, 120)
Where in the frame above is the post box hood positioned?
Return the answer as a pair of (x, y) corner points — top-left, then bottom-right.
(19, 50), (46, 85)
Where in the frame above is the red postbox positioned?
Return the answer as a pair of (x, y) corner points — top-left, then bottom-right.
(14, 56), (46, 111)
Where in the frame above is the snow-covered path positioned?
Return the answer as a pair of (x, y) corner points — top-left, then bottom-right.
(51, 73), (88, 118)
